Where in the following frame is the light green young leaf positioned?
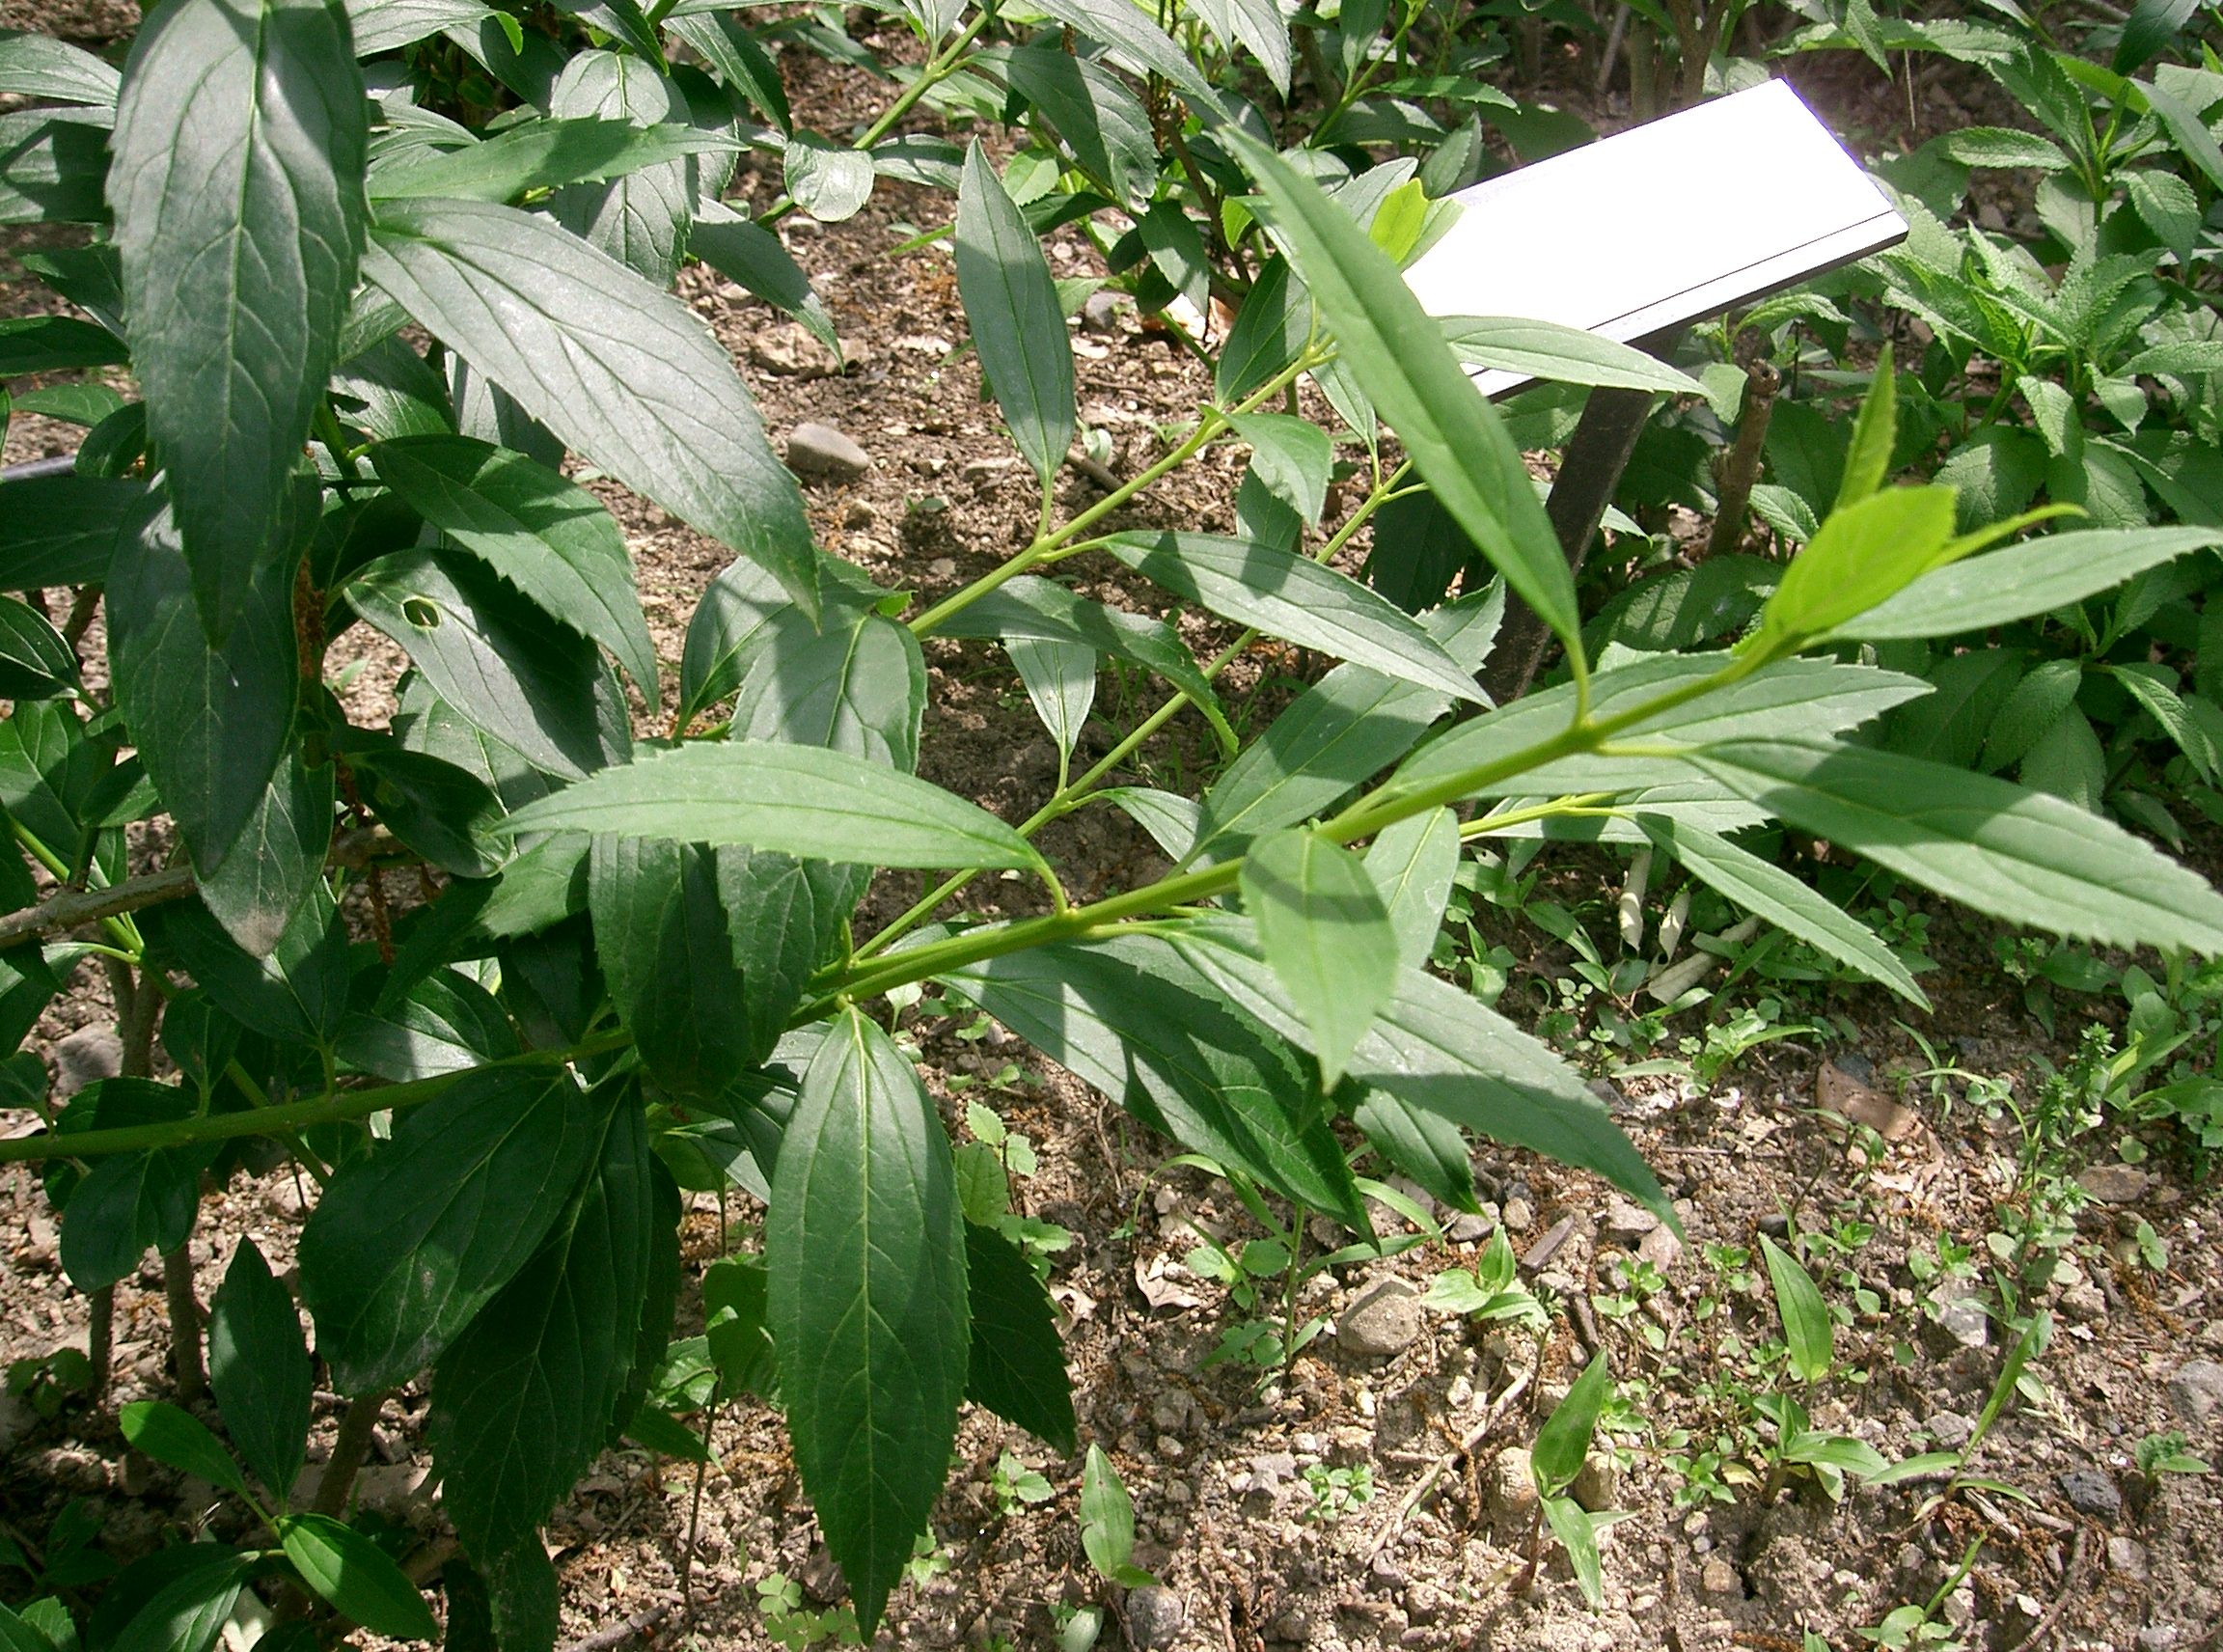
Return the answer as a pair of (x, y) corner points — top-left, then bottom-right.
(1106, 532), (1484, 702)
(956, 142), (1077, 492)
(1759, 1234), (1834, 1384)
(1688, 738), (2223, 954)
(767, 1008), (970, 1637)
(1226, 129), (1579, 654)
(119, 1401), (251, 1501)
(364, 197), (820, 620)
(1081, 1446), (1155, 1586)
(108, 0), (366, 643)
(505, 743), (1040, 871)
(1828, 526), (2223, 641)
(1756, 485), (1958, 645)
(1241, 828), (1400, 1087)
(1539, 1494), (1606, 1608)
(1835, 346), (1896, 509)
(1364, 807), (1460, 972)
(1007, 637), (1095, 761)
(1438, 316), (1702, 394)
(1226, 411), (1332, 527)
(278, 1514), (438, 1641)
(1636, 816), (1929, 1007)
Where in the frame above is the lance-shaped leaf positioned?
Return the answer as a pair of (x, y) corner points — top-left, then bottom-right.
(768, 1008), (970, 1638)
(278, 1513), (438, 1641)
(1106, 532), (1484, 702)
(549, 51), (695, 286)
(298, 1066), (598, 1394)
(998, 45), (1157, 208)
(1031, 0), (1221, 105)
(1689, 737), (2223, 955)
(364, 196), (820, 619)
(1828, 525), (2223, 641)
(342, 0), (501, 55)
(107, 0), (367, 642)
(369, 435), (659, 707)
(1218, 254), (1308, 403)
(506, 742), (1041, 871)
(728, 610), (926, 772)
(1187, 0), (1292, 96)
(1225, 129), (1578, 652)
(1758, 1234), (1834, 1385)
(1008, 636), (1095, 761)
(1637, 814), (1929, 1007)
(1437, 317), (1702, 394)
(956, 142), (1076, 492)
(590, 837), (756, 1098)
(429, 1096), (658, 1558)
(107, 490), (299, 882)
(963, 1221), (1077, 1453)
(108, 1552), (245, 1652)
(0, 473), (146, 590)
(370, 115), (727, 204)
(1166, 918), (1669, 1220)
(0, 28), (122, 104)
(1365, 807), (1459, 971)
(208, 1238), (313, 1500)
(1242, 828), (1399, 1087)
(691, 205), (837, 356)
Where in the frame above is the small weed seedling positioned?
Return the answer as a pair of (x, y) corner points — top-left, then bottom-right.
(1518, 1351), (1625, 1608)
(1422, 1225), (1550, 1332)
(1858, 1538), (1984, 1652)
(1079, 1446), (1158, 1589)
(1301, 1463), (1376, 1523)
(1752, 1235), (1891, 1501)
(991, 1449), (1056, 1517)
(757, 1572), (864, 1652)
(2133, 1429), (2212, 1484)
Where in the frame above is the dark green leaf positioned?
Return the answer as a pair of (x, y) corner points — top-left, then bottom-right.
(208, 1238), (312, 1499)
(1030, 0), (1221, 105)
(336, 966), (520, 1082)
(767, 1008), (970, 1637)
(1364, 806), (1459, 971)
(298, 1066), (598, 1394)
(0, 316), (125, 375)
(364, 197), (820, 620)
(1217, 255), (1308, 403)
(1187, 0), (1291, 96)
(0, 473), (143, 590)
(0, 108), (110, 227)
(703, 1253), (776, 1400)
(430, 1094), (656, 1556)
(1226, 412), (1331, 526)
(369, 434), (658, 705)
(956, 142), (1077, 491)
(57, 1081), (206, 1293)
(338, 733), (509, 879)
(1353, 1090), (1475, 1213)
(1001, 46), (1156, 208)
(278, 1514), (437, 1640)
(690, 207), (837, 356)
(590, 837), (755, 1098)
(548, 53), (696, 285)
(506, 742), (1040, 870)
(718, 849), (863, 1066)
(963, 1221), (1076, 1452)
(728, 610), (925, 771)
(1530, 1350), (1609, 1491)
(330, 335), (455, 441)
(0, 597), (78, 700)
(151, 886), (350, 1048)
(195, 754), (336, 957)
(371, 117), (725, 205)
(664, 12), (788, 130)
(107, 1552), (244, 1652)
(108, 0), (366, 641)
(441, 1542), (559, 1652)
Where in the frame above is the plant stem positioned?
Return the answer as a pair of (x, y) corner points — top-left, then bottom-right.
(314, 1390), (391, 1518)
(163, 1247), (206, 1401)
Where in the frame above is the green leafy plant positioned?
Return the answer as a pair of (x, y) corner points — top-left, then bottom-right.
(1301, 1462), (1377, 1523)
(1519, 1350), (1625, 1608)
(1079, 1446), (1157, 1590)
(1751, 1235), (1891, 1501)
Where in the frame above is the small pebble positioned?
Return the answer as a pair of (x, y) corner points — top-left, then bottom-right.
(785, 421), (872, 482)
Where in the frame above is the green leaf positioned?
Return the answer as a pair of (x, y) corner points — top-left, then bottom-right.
(1829, 526), (2223, 641)
(956, 142), (1076, 492)
(107, 0), (366, 642)
(0, 597), (78, 700)
(1080, 1446), (1153, 1586)
(1437, 316), (1702, 395)
(784, 128), (874, 222)
(1242, 828), (1399, 1087)
(429, 1095), (658, 1557)
(548, 53), (695, 286)
(1836, 348), (1896, 510)
(107, 489), (301, 895)
(1637, 816), (1929, 1007)
(119, 1402), (251, 1501)
(1689, 738), (2223, 954)
(1758, 1234), (1834, 1384)
(963, 1222), (1077, 1453)
(0, 474), (144, 589)
(369, 435), (659, 707)
(1008, 637), (1096, 761)
(189, 750), (337, 959)
(1365, 807), (1459, 972)
(1757, 486), (1959, 645)
(1530, 1350), (1609, 1492)
(767, 1008), (971, 1637)
(505, 742), (1040, 871)
(1188, 0), (1291, 94)
(719, 849), (864, 1066)
(690, 207), (837, 356)
(441, 1542), (559, 1652)
(1226, 412), (1332, 527)
(1353, 1090), (1476, 1213)
(364, 196), (820, 620)
(152, 886), (350, 1048)
(1030, 0), (1221, 105)
(0, 316), (125, 375)
(1936, 126), (2074, 170)
(1105, 532), (1483, 702)
(1166, 920), (1669, 1221)
(58, 1084), (207, 1293)
(298, 1066), (599, 1394)
(664, 11), (788, 130)
(703, 1253), (776, 1400)
(0, 28), (121, 104)
(590, 837), (756, 1098)
(938, 936), (1368, 1228)
(348, 548), (631, 783)
(208, 1239), (312, 1501)
(336, 966), (521, 1082)
(1217, 256), (1308, 408)
(729, 610), (925, 772)
(930, 575), (1232, 744)
(1540, 1494), (1606, 1607)
(339, 734), (509, 880)
(370, 118), (726, 204)
(108, 1552), (244, 1652)
(1226, 130), (1578, 652)
(278, 1515), (436, 1640)
(1001, 46), (1156, 209)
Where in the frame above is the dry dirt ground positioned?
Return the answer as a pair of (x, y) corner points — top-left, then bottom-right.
(5, 13), (2223, 1652)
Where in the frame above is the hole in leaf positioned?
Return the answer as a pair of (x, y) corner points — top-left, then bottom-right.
(401, 596), (441, 629)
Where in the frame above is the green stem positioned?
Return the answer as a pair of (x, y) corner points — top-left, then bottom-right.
(0, 1032), (628, 1166)
(857, 9), (994, 151)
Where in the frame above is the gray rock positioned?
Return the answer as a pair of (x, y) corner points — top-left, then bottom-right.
(2056, 1468), (2122, 1522)
(2137, 1628), (2181, 1652)
(1338, 1277), (1423, 1358)
(1500, 1196), (1534, 1232)
(1487, 1446), (1536, 1525)
(1081, 289), (1124, 334)
(2106, 1536), (2148, 1581)
(1572, 1452), (1620, 1512)
(799, 1545), (846, 1603)
(1522, 1215), (1577, 1271)
(1265, 1607), (1315, 1642)
(842, 499), (877, 529)
(785, 421), (872, 482)
(1637, 1225), (1685, 1271)
(1928, 1411), (1975, 1451)
(1603, 1198), (1660, 1243)
(2167, 1359), (2223, 1427)
(1935, 1286), (1990, 1351)
(1757, 1212), (1790, 1240)
(1700, 1557), (1743, 1598)
(1125, 1585), (1186, 1650)
(1444, 1210), (1493, 1245)
(53, 1025), (122, 1099)
(2075, 1163), (2151, 1204)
